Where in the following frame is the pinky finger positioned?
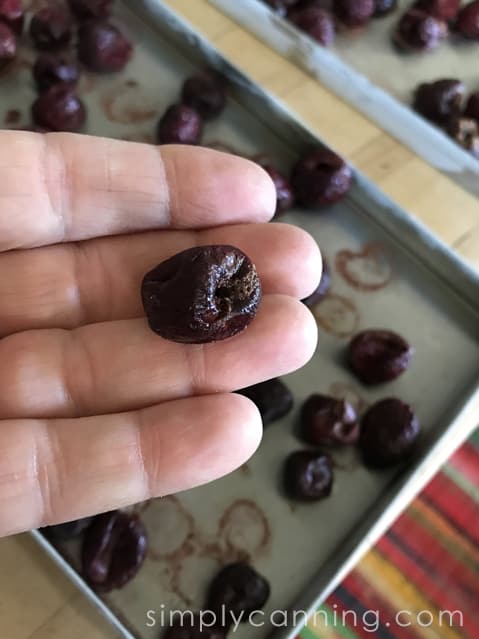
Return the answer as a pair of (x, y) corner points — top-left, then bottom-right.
(0, 394), (262, 536)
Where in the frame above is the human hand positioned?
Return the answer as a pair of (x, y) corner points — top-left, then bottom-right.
(0, 132), (320, 537)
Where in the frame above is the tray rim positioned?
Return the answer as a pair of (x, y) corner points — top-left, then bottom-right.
(30, 1), (479, 638)
(209, 0), (479, 198)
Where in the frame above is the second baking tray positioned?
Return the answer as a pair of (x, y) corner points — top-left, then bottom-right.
(30, 1), (479, 638)
(210, 0), (479, 198)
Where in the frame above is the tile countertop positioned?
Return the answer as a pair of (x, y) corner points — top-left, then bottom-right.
(1, 1), (478, 638)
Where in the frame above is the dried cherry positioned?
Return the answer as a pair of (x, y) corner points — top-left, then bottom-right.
(288, 2), (335, 45)
(284, 450), (334, 500)
(181, 72), (226, 120)
(291, 147), (352, 208)
(301, 394), (359, 446)
(32, 84), (86, 132)
(413, 78), (465, 124)
(206, 562), (270, 620)
(302, 258), (331, 306)
(29, 7), (72, 50)
(359, 398), (421, 468)
(82, 511), (147, 591)
(78, 21), (132, 72)
(0, 0), (24, 35)
(334, 0), (375, 27)
(261, 164), (295, 214)
(157, 104), (203, 145)
(33, 53), (80, 92)
(394, 9), (447, 50)
(238, 378), (294, 426)
(141, 246), (262, 344)
(349, 329), (413, 385)
(456, 0), (479, 38)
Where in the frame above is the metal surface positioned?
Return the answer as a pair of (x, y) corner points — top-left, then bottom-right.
(210, 0), (479, 197)
(26, 1), (479, 638)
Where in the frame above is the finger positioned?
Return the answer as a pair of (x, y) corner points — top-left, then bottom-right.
(0, 132), (275, 251)
(0, 296), (317, 419)
(0, 224), (321, 335)
(0, 393), (261, 536)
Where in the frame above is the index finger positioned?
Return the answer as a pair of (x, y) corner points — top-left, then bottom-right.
(0, 131), (276, 251)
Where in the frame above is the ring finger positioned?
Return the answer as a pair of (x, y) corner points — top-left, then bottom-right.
(0, 223), (321, 336)
(0, 296), (317, 419)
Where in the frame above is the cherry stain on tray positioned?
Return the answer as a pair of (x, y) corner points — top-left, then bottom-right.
(147, 496), (271, 606)
(336, 243), (393, 291)
(101, 79), (157, 124)
(312, 293), (360, 338)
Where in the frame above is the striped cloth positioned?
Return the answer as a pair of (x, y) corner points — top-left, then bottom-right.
(301, 430), (479, 639)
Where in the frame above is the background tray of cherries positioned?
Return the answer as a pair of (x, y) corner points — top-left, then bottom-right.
(261, 0), (479, 160)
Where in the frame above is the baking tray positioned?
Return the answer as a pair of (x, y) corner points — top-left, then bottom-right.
(19, 1), (479, 638)
(210, 0), (479, 198)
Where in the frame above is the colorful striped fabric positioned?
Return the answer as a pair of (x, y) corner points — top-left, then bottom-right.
(301, 430), (479, 639)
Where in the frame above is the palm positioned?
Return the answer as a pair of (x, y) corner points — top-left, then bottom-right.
(0, 132), (320, 537)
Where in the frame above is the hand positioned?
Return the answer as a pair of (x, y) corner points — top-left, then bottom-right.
(0, 132), (320, 537)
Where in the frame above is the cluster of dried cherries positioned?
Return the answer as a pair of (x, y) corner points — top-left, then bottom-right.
(413, 79), (479, 158)
(43, 514), (271, 638)
(240, 279), (420, 503)
(262, 0), (479, 49)
(261, 0), (479, 159)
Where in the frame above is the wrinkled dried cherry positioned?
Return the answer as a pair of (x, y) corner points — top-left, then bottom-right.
(288, 3), (335, 46)
(360, 398), (420, 468)
(0, 0), (24, 35)
(68, 0), (113, 20)
(238, 378), (294, 426)
(29, 7), (72, 50)
(349, 329), (413, 385)
(33, 53), (80, 92)
(181, 72), (226, 120)
(82, 510), (147, 592)
(302, 258), (331, 306)
(78, 21), (132, 72)
(301, 394), (359, 446)
(334, 0), (375, 26)
(157, 104), (203, 145)
(413, 79), (465, 124)
(206, 562), (270, 620)
(142, 245), (262, 344)
(456, 0), (479, 38)
(42, 517), (93, 541)
(261, 164), (295, 214)
(32, 85), (86, 132)
(284, 450), (333, 501)
(394, 9), (447, 50)
(291, 147), (352, 208)
(0, 22), (16, 65)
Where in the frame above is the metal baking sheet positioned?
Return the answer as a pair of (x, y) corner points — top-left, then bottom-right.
(21, 1), (479, 638)
(210, 0), (479, 198)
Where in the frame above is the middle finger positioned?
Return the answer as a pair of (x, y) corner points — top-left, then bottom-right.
(0, 223), (321, 336)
